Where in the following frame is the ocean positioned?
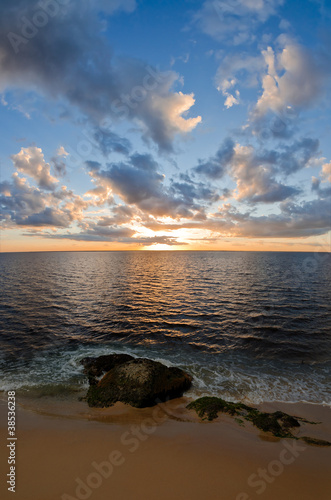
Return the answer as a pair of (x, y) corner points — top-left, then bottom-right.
(0, 251), (330, 406)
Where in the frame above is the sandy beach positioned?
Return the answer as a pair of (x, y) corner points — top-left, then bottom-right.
(0, 396), (330, 500)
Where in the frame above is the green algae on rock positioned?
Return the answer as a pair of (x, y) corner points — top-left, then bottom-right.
(186, 396), (331, 445)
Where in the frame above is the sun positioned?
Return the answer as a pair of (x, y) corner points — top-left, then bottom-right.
(143, 244), (176, 251)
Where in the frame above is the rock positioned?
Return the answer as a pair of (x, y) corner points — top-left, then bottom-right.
(80, 354), (134, 384)
(187, 397), (300, 438)
(86, 357), (193, 408)
(301, 436), (331, 447)
(186, 397), (331, 446)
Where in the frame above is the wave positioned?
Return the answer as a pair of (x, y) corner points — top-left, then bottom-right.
(0, 343), (330, 407)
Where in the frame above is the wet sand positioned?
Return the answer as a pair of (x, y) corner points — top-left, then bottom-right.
(0, 397), (330, 500)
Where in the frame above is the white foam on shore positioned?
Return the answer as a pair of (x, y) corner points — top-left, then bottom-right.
(0, 343), (330, 406)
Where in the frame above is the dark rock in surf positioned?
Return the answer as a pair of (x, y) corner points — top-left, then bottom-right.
(80, 353), (134, 385)
(85, 357), (193, 408)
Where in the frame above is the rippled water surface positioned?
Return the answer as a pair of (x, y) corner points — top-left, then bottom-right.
(0, 251), (330, 405)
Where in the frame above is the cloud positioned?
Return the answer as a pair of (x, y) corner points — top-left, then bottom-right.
(243, 39), (331, 139)
(279, 18), (291, 31)
(130, 153), (159, 172)
(194, 0), (284, 44)
(321, 162), (331, 183)
(133, 194), (331, 240)
(194, 136), (322, 203)
(1, 149), (90, 228)
(113, 60), (201, 149)
(311, 179), (331, 200)
(140, 90), (201, 148)
(56, 146), (69, 157)
(251, 137), (320, 175)
(275, 138), (320, 174)
(55, 225), (135, 242)
(98, 163), (165, 206)
(170, 179), (220, 204)
(230, 144), (300, 203)
(1, 175), (45, 225)
(50, 146), (69, 177)
(43, 223), (187, 247)
(215, 53), (264, 107)
(51, 157), (66, 178)
(87, 158), (191, 218)
(312, 161), (331, 198)
(92, 126), (132, 157)
(0, 0), (200, 152)
(18, 206), (73, 227)
(95, 206), (136, 227)
(93, 0), (137, 14)
(85, 150), (223, 220)
(253, 43), (328, 119)
(2, 147), (329, 242)
(211, 198), (331, 238)
(224, 90), (240, 109)
(194, 138), (235, 179)
(11, 147), (58, 190)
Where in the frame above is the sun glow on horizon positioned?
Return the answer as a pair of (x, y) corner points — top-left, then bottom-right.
(144, 243), (182, 251)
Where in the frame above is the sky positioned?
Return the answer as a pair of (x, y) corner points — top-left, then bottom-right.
(0, 0), (330, 252)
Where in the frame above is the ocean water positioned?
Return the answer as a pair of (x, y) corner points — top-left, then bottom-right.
(0, 251), (330, 406)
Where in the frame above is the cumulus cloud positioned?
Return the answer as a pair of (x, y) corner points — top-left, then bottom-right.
(133, 195), (331, 240)
(1, 146), (92, 228)
(242, 39), (331, 139)
(50, 146), (69, 178)
(51, 225), (136, 242)
(194, 0), (284, 44)
(312, 161), (331, 198)
(113, 60), (201, 149)
(84, 151), (222, 222)
(51, 157), (66, 178)
(215, 53), (264, 107)
(321, 162), (331, 183)
(194, 136), (321, 203)
(230, 143), (300, 203)
(44, 229), (186, 246)
(0, 0), (200, 152)
(223, 93), (239, 108)
(97, 163), (165, 206)
(170, 177), (220, 204)
(0, 173), (88, 228)
(253, 42), (328, 120)
(3, 145), (329, 242)
(1, 2), (329, 247)
(87, 155), (200, 218)
(11, 147), (58, 190)
(140, 90), (201, 148)
(56, 146), (69, 157)
(92, 126), (132, 157)
(18, 206), (73, 227)
(255, 137), (320, 175)
(210, 198), (331, 238)
(194, 138), (235, 179)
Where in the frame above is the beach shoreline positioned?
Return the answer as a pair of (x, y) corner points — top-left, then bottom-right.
(0, 396), (330, 500)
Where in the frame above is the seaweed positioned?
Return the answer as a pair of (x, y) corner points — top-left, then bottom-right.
(301, 436), (331, 447)
(186, 396), (330, 446)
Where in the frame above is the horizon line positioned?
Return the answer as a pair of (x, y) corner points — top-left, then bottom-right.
(1, 249), (330, 254)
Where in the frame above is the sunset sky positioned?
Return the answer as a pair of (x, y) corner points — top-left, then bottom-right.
(0, 0), (330, 252)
